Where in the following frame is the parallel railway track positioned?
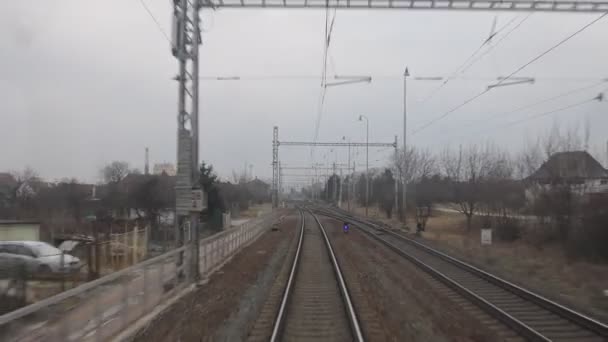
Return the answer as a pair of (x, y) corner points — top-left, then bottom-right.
(314, 206), (608, 342)
(269, 209), (364, 342)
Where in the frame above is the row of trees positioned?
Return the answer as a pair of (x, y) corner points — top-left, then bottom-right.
(2, 161), (272, 240)
(318, 124), (608, 260)
(200, 162), (270, 215)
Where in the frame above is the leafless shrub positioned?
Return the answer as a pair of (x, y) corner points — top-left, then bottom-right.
(494, 217), (523, 242)
(565, 195), (608, 261)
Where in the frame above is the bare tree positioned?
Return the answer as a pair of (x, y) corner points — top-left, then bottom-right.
(11, 166), (40, 197)
(101, 161), (131, 184)
(542, 122), (583, 158)
(440, 143), (512, 231)
(515, 138), (543, 179)
(392, 146), (437, 185)
(8, 167), (41, 216)
(440, 145), (463, 180)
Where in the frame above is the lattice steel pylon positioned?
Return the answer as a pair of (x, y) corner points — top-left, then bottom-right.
(201, 0), (608, 12)
(172, 0), (204, 280)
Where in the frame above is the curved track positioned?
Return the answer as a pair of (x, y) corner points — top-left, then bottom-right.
(315, 206), (608, 342)
(269, 209), (364, 342)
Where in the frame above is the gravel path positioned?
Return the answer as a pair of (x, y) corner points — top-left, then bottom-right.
(132, 215), (297, 342)
(323, 216), (501, 342)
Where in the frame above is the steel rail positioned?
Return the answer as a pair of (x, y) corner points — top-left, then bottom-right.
(310, 210), (365, 342)
(314, 208), (548, 341)
(270, 208), (365, 341)
(269, 209), (305, 342)
(379, 226), (608, 338)
(314, 206), (608, 341)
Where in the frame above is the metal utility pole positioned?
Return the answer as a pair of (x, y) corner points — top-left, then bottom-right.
(338, 168), (343, 208)
(394, 135), (398, 217)
(359, 115), (369, 217)
(402, 67), (410, 224)
(275, 138), (395, 206)
(272, 126), (279, 208)
(279, 161), (283, 206)
(346, 137), (351, 212)
(331, 162), (335, 202)
(172, 0), (204, 281)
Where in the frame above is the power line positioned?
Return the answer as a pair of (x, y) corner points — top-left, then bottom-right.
(478, 80), (606, 123)
(440, 93), (602, 145)
(138, 0), (171, 43)
(498, 12), (608, 87)
(461, 13), (533, 74)
(417, 15), (521, 105)
(199, 74), (605, 82)
(312, 3), (339, 158)
(412, 12), (607, 136)
(495, 96), (599, 129)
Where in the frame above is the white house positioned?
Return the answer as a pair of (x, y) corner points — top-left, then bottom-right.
(525, 151), (608, 202)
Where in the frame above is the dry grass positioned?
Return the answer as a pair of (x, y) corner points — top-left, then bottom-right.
(240, 203), (272, 218)
(418, 211), (608, 322)
(350, 205), (416, 229)
(334, 205), (608, 321)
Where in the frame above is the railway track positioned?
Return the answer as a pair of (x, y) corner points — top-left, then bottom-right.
(314, 206), (608, 342)
(268, 209), (364, 342)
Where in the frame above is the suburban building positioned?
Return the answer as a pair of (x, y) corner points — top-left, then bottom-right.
(0, 220), (41, 241)
(153, 163), (176, 176)
(526, 151), (608, 202)
(245, 178), (271, 204)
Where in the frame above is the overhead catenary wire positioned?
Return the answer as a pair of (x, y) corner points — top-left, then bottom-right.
(495, 12), (608, 90)
(442, 92), (604, 145)
(492, 96), (600, 129)
(199, 74), (606, 82)
(312, 1), (339, 159)
(461, 13), (533, 74)
(417, 15), (521, 105)
(138, 0), (171, 43)
(412, 12), (608, 136)
(473, 80), (607, 124)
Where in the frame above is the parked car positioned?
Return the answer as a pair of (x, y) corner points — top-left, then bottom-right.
(0, 241), (82, 275)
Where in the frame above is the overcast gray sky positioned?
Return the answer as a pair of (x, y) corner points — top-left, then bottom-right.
(1, 1), (607, 184)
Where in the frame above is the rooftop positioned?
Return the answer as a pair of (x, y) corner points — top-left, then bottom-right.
(528, 151), (608, 181)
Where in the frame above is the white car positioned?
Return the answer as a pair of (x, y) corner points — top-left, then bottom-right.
(0, 241), (82, 274)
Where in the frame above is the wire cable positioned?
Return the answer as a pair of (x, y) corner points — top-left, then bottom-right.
(312, 1), (339, 159)
(417, 15), (521, 105)
(138, 0), (171, 43)
(310, 3), (332, 161)
(478, 80), (606, 123)
(438, 94), (600, 146)
(497, 12), (607, 88)
(495, 97), (597, 129)
(461, 14), (533, 74)
(412, 12), (607, 136)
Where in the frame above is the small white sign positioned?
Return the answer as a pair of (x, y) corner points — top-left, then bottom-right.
(481, 229), (492, 245)
(191, 189), (205, 212)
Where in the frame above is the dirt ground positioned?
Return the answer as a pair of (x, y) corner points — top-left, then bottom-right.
(407, 211), (608, 323)
(322, 216), (500, 342)
(240, 204), (272, 218)
(132, 214), (298, 342)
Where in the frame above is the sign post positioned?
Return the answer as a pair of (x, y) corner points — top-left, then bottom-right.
(191, 189), (205, 212)
(481, 229), (492, 245)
